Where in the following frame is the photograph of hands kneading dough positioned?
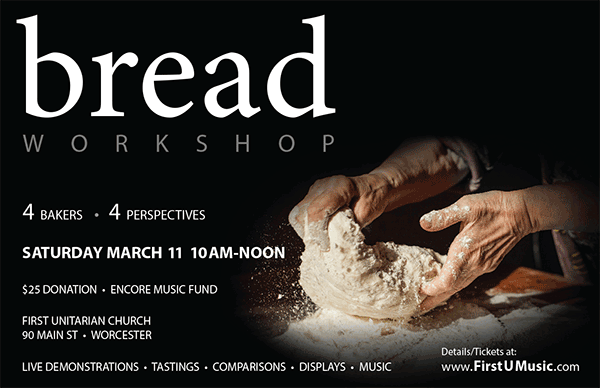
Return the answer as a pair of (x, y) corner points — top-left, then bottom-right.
(238, 136), (598, 381)
(290, 137), (598, 315)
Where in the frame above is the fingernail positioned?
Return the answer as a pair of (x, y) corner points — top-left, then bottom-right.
(420, 210), (438, 223)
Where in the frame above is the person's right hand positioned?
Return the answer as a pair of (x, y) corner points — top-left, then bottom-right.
(288, 173), (392, 251)
(418, 190), (532, 312)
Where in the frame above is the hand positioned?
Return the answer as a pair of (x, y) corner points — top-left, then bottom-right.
(288, 174), (391, 250)
(418, 190), (534, 312)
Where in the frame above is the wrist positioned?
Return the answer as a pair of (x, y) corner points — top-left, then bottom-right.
(349, 172), (393, 203)
(368, 138), (471, 209)
(363, 169), (427, 212)
(516, 182), (599, 234)
(504, 189), (539, 237)
(365, 168), (411, 210)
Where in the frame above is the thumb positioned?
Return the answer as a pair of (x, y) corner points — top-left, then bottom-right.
(421, 264), (455, 296)
(419, 202), (471, 232)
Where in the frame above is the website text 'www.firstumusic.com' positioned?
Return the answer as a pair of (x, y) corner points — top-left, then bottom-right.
(441, 360), (580, 373)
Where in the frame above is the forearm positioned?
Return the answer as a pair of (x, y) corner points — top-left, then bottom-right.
(368, 137), (470, 212)
(290, 137), (472, 238)
(519, 181), (599, 233)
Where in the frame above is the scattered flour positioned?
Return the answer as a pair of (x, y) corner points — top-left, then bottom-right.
(299, 208), (446, 320)
(271, 303), (499, 363)
(269, 301), (588, 367)
(487, 290), (543, 305)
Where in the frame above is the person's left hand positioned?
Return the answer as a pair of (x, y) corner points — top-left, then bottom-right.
(418, 190), (534, 312)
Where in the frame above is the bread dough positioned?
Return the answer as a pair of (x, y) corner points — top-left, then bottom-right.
(299, 208), (446, 320)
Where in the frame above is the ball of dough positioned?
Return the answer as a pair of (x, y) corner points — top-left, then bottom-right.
(299, 208), (446, 320)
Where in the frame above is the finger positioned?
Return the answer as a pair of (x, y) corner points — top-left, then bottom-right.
(419, 202), (472, 232)
(304, 203), (340, 252)
(420, 249), (469, 296)
(352, 197), (381, 228)
(288, 204), (306, 239)
(419, 292), (453, 313)
(289, 202), (333, 250)
(306, 216), (331, 251)
(307, 178), (356, 224)
(306, 194), (357, 252)
(420, 267), (455, 296)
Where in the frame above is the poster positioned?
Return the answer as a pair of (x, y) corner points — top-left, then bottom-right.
(1, 1), (598, 387)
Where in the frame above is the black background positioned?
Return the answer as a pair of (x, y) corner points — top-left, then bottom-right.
(1, 1), (598, 387)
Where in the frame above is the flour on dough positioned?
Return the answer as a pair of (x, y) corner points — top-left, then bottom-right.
(299, 208), (446, 320)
